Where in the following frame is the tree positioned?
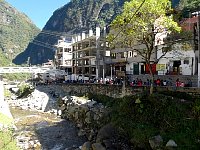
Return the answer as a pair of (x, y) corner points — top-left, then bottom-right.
(178, 0), (200, 13)
(107, 0), (181, 94)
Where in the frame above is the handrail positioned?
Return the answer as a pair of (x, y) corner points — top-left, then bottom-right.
(0, 67), (50, 73)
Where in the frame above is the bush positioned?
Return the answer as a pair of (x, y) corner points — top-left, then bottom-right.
(0, 130), (20, 150)
(16, 83), (34, 98)
(0, 113), (19, 150)
(90, 93), (200, 149)
(86, 92), (115, 107)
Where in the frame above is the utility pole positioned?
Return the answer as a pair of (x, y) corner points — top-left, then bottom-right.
(192, 11), (200, 87)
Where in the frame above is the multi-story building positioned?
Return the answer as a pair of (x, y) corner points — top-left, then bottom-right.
(71, 26), (111, 80)
(110, 47), (147, 77)
(54, 37), (72, 74)
(156, 14), (199, 76)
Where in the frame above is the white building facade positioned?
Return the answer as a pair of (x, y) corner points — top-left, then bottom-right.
(55, 37), (72, 74)
(156, 32), (195, 76)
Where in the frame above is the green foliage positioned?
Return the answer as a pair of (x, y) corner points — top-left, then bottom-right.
(2, 73), (31, 81)
(192, 98), (200, 119)
(4, 89), (11, 98)
(86, 92), (115, 107)
(0, 113), (13, 126)
(0, 0), (40, 66)
(16, 83), (34, 98)
(57, 97), (63, 107)
(0, 112), (19, 150)
(159, 90), (197, 100)
(94, 93), (200, 149)
(108, 0), (181, 94)
(0, 130), (20, 150)
(178, 0), (200, 16)
(0, 51), (11, 66)
(109, 0), (181, 55)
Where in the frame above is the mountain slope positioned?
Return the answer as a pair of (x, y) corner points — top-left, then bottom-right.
(13, 0), (124, 65)
(0, 0), (40, 66)
(13, 0), (187, 65)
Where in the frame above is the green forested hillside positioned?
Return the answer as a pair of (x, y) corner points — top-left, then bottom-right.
(178, 0), (200, 17)
(0, 0), (40, 66)
(1, 0), (200, 65)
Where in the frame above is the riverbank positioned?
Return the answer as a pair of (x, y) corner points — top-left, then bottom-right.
(6, 84), (87, 149)
(10, 107), (87, 150)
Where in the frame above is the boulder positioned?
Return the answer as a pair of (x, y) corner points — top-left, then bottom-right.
(92, 143), (106, 150)
(149, 135), (163, 150)
(81, 141), (92, 150)
(96, 124), (118, 143)
(166, 139), (177, 147)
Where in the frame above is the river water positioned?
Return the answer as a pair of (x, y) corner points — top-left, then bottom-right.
(10, 104), (87, 150)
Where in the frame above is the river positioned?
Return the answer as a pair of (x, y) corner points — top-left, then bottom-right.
(9, 86), (87, 150)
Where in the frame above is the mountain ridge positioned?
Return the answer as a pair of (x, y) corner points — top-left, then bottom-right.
(0, 0), (40, 66)
(13, 0), (125, 65)
(2, 0), (196, 66)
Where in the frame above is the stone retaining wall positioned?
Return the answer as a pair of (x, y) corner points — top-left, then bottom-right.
(54, 83), (200, 98)
(56, 84), (144, 98)
(58, 96), (109, 141)
(59, 95), (133, 150)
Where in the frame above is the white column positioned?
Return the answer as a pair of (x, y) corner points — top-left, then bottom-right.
(0, 80), (4, 102)
(89, 29), (93, 37)
(96, 26), (100, 79)
(103, 65), (105, 83)
(110, 65), (112, 79)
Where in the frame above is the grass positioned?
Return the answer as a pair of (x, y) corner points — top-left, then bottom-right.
(4, 89), (11, 99)
(0, 131), (20, 150)
(0, 113), (13, 126)
(0, 113), (19, 150)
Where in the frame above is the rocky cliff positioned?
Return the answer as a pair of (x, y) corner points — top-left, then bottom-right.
(0, 0), (40, 66)
(13, 0), (183, 65)
(13, 0), (125, 65)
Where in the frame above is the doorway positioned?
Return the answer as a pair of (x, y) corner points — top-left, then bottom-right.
(173, 60), (181, 74)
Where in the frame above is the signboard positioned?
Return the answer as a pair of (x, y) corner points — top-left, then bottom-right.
(116, 70), (125, 77)
(156, 64), (166, 71)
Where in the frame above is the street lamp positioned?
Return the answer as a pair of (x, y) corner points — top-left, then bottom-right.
(192, 11), (200, 87)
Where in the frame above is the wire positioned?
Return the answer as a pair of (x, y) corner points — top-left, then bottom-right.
(111, 0), (146, 42)
(30, 39), (57, 50)
(41, 29), (72, 37)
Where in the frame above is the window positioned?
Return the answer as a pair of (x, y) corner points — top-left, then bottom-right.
(64, 48), (71, 52)
(133, 51), (137, 57)
(120, 52), (126, 58)
(111, 53), (116, 59)
(184, 59), (189, 64)
(129, 51), (132, 57)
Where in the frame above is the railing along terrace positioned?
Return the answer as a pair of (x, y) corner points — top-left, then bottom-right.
(0, 67), (50, 73)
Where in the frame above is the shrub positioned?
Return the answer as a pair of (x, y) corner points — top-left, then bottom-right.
(16, 83), (34, 98)
(0, 130), (20, 150)
(93, 93), (200, 149)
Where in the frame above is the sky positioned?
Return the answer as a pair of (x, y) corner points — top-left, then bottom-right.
(6, 0), (70, 29)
